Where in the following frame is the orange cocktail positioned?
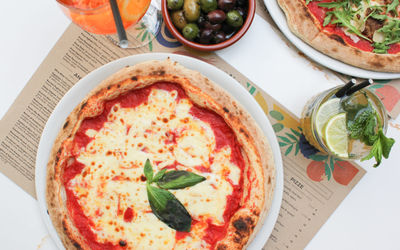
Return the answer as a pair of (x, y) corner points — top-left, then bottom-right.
(57, 0), (151, 34)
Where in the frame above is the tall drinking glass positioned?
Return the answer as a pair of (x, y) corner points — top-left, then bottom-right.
(57, 0), (162, 48)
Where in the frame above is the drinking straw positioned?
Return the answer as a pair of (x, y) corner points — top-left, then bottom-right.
(109, 0), (129, 48)
(345, 79), (373, 96)
(335, 78), (356, 98)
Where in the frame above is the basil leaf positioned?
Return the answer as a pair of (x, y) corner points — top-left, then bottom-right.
(144, 159), (154, 183)
(157, 170), (206, 190)
(153, 168), (167, 182)
(146, 184), (191, 231)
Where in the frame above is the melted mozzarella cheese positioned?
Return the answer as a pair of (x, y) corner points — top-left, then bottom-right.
(69, 88), (241, 248)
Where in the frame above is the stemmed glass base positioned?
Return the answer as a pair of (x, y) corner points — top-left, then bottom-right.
(106, 0), (162, 49)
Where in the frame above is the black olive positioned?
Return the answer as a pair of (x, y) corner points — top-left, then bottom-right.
(204, 22), (222, 31)
(207, 10), (226, 24)
(197, 15), (207, 28)
(236, 7), (247, 18)
(213, 31), (226, 43)
(199, 28), (214, 44)
(218, 0), (236, 11)
(236, 0), (247, 7)
(222, 22), (235, 34)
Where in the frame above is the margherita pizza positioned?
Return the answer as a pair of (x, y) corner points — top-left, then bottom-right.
(277, 0), (400, 72)
(46, 59), (275, 249)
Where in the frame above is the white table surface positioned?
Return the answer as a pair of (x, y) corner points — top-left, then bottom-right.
(1, 1), (400, 249)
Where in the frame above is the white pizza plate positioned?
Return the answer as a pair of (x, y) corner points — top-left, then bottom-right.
(264, 0), (400, 80)
(35, 53), (284, 250)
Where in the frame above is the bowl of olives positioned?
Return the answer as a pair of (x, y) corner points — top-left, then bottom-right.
(162, 0), (255, 51)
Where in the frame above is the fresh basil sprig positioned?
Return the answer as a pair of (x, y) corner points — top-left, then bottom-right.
(143, 160), (206, 231)
(157, 170), (206, 189)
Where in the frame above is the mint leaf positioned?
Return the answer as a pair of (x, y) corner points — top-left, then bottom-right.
(146, 184), (191, 231)
(361, 138), (383, 167)
(379, 129), (395, 158)
(157, 170), (206, 189)
(387, 0), (399, 16)
(361, 129), (395, 167)
(144, 159), (154, 183)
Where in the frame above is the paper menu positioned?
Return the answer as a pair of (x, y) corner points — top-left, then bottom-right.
(0, 22), (367, 250)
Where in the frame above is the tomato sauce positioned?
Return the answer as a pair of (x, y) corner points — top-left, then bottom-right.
(306, 0), (398, 54)
(63, 82), (246, 249)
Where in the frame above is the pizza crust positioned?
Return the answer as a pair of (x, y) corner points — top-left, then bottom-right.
(277, 0), (400, 72)
(46, 59), (275, 250)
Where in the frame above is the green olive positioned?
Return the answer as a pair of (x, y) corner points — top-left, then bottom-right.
(167, 0), (184, 10)
(226, 10), (243, 28)
(182, 23), (200, 40)
(171, 10), (188, 30)
(183, 0), (200, 22)
(200, 0), (217, 12)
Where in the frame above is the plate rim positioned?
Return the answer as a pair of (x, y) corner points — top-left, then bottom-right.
(35, 52), (284, 250)
(264, 0), (400, 80)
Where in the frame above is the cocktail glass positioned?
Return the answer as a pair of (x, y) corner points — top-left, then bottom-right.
(301, 85), (388, 160)
(56, 0), (162, 48)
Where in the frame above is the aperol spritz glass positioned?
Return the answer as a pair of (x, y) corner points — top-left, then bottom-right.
(57, 0), (162, 48)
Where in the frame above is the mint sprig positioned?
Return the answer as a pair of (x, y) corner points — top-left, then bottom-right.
(361, 129), (395, 167)
(344, 100), (395, 167)
(144, 160), (206, 231)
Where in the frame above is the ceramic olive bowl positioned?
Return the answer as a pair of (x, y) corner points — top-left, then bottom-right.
(161, 0), (255, 51)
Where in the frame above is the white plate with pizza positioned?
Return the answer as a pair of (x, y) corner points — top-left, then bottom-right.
(265, 0), (400, 79)
(35, 53), (283, 250)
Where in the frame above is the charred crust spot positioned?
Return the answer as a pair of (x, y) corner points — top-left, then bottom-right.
(240, 128), (249, 138)
(354, 49), (361, 55)
(47, 210), (49, 215)
(63, 120), (69, 129)
(140, 175), (147, 182)
(107, 86), (111, 90)
(332, 48), (338, 53)
(233, 218), (248, 233)
(73, 241), (82, 249)
(173, 76), (178, 79)
(329, 34), (345, 45)
(119, 240), (127, 247)
(80, 102), (87, 110)
(245, 216), (254, 226)
(117, 84), (121, 88)
(233, 236), (242, 243)
(216, 244), (228, 250)
(55, 155), (59, 165)
(131, 76), (138, 81)
(223, 107), (229, 113)
(268, 176), (271, 184)
(62, 220), (68, 232)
